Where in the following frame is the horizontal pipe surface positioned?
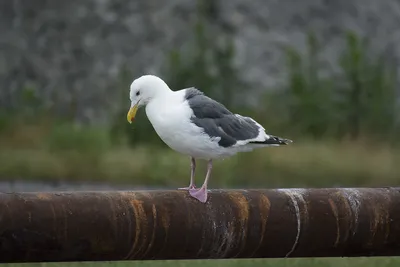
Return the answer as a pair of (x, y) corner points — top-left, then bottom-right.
(0, 188), (400, 263)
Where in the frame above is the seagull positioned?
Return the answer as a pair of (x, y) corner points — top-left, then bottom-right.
(127, 75), (292, 203)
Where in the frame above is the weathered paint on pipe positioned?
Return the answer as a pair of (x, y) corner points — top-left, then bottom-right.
(0, 188), (400, 263)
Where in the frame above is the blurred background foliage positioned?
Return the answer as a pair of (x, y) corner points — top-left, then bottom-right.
(0, 1), (399, 190)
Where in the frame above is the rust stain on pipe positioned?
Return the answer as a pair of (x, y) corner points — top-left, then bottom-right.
(328, 198), (340, 247)
(0, 188), (400, 263)
(257, 194), (271, 249)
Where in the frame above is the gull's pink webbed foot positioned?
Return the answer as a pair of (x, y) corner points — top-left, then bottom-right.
(189, 187), (208, 203)
(178, 185), (196, 190)
(178, 157), (197, 191)
(188, 159), (212, 203)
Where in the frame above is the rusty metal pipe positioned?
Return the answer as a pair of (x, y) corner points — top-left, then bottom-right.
(0, 188), (400, 263)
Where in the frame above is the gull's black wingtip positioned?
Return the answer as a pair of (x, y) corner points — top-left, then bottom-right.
(250, 135), (293, 145)
(279, 138), (293, 145)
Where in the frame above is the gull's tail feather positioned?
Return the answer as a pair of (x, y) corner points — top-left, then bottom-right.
(250, 135), (293, 146)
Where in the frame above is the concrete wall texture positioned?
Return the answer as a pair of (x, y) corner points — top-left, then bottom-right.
(1, 0), (399, 122)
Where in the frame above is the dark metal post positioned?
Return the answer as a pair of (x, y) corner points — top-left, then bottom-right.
(0, 188), (400, 263)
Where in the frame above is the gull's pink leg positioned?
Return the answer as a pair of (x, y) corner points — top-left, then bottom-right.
(189, 159), (212, 203)
(178, 157), (196, 190)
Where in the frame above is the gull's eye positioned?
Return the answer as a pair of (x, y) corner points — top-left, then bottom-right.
(136, 91), (140, 96)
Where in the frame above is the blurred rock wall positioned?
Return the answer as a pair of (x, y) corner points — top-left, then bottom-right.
(1, 0), (399, 122)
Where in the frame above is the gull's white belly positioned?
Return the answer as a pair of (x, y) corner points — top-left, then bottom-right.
(153, 118), (222, 158)
(145, 103), (226, 159)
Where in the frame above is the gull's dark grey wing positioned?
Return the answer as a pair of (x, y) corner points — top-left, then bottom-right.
(184, 88), (261, 147)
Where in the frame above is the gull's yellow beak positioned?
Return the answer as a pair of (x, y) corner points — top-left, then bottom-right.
(127, 103), (139, 123)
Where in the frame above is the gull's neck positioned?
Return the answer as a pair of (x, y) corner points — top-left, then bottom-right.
(156, 86), (174, 99)
(145, 95), (171, 135)
(145, 86), (175, 115)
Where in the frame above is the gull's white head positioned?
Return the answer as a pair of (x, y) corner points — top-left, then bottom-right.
(127, 74), (171, 123)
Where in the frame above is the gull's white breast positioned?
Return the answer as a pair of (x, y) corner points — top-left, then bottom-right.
(145, 93), (227, 159)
